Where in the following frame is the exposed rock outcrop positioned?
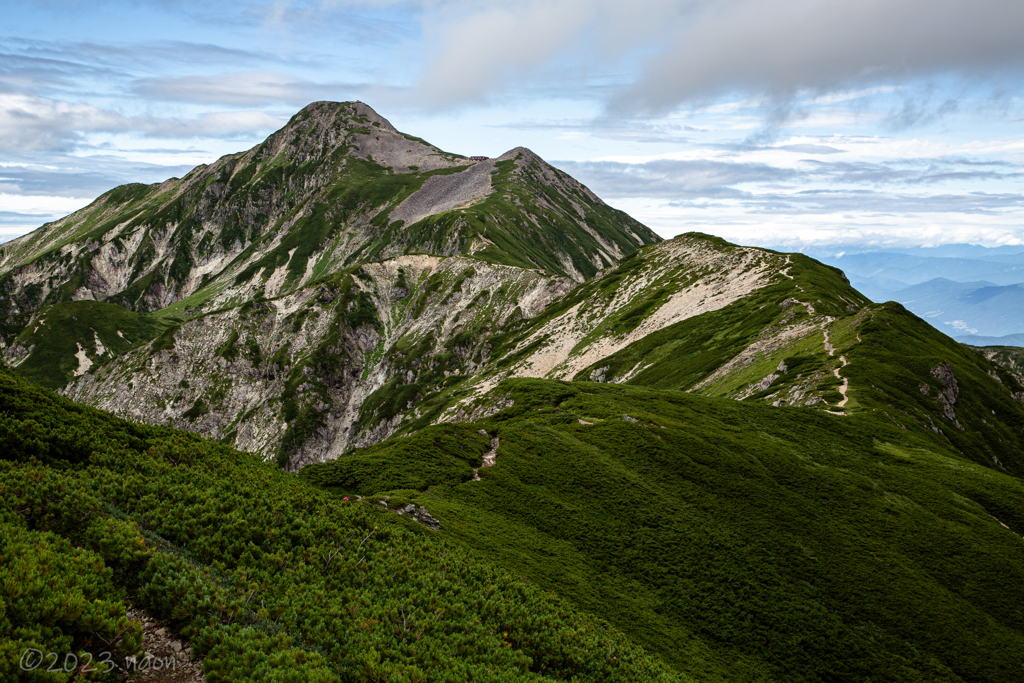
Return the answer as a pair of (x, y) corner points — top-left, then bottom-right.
(930, 362), (964, 430)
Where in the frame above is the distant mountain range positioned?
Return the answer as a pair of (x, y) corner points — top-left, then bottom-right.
(880, 278), (1024, 338)
(814, 248), (1024, 344)
(958, 333), (1024, 346)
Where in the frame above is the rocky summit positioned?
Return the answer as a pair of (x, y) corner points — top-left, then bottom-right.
(0, 101), (658, 463)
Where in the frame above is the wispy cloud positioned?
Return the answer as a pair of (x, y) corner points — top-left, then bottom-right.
(554, 158), (797, 198)
(496, 117), (699, 143)
(399, 0), (1024, 119)
(131, 71), (374, 106)
(556, 156), (1024, 201)
(0, 156), (195, 197)
(0, 90), (284, 152)
(703, 190), (1024, 216)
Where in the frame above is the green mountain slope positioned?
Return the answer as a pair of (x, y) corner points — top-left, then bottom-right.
(0, 300), (175, 388)
(555, 247), (1024, 475)
(302, 377), (1024, 683)
(0, 365), (681, 682)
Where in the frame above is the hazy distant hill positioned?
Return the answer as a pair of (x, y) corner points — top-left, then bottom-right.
(874, 278), (1024, 338)
(958, 333), (1024, 347)
(819, 250), (1024, 291)
(814, 248), (1024, 341)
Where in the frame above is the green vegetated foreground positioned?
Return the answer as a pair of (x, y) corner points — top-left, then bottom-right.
(0, 366), (678, 682)
(303, 376), (1024, 683)
(9, 301), (1024, 682)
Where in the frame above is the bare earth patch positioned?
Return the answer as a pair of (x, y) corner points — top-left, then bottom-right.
(389, 161), (496, 227)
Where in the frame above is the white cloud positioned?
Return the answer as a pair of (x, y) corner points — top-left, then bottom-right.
(0, 193), (89, 213)
(0, 91), (285, 152)
(390, 0), (1024, 116)
(612, 196), (1024, 250)
(132, 71), (367, 106)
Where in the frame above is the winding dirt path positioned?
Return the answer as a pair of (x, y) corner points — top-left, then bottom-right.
(823, 329), (836, 356)
(471, 436), (499, 481)
(835, 356), (849, 408)
(823, 329), (849, 413)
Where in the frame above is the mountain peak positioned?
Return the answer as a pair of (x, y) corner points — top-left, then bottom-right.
(290, 100), (399, 134)
(0, 102), (660, 318)
(252, 100), (454, 171)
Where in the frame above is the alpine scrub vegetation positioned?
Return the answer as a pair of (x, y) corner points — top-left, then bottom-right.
(0, 523), (144, 682)
(305, 377), (1024, 683)
(0, 365), (681, 682)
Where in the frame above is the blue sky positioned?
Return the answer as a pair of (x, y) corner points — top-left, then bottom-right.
(3, 0), (1024, 251)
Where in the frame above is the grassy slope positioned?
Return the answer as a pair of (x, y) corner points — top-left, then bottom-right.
(561, 243), (1024, 478)
(846, 303), (1024, 475)
(7, 300), (174, 388)
(304, 378), (1024, 683)
(0, 366), (681, 682)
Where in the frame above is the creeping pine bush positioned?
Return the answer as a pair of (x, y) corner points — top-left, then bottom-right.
(0, 366), (681, 683)
(0, 517), (143, 682)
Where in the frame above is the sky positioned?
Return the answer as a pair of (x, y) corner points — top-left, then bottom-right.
(3, 0), (1024, 252)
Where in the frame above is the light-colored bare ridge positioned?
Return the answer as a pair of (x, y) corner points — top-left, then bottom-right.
(511, 241), (780, 381)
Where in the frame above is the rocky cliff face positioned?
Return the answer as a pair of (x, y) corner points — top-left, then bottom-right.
(57, 232), (863, 467)
(62, 253), (572, 467)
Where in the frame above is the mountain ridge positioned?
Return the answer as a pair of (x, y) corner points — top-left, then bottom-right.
(2, 101), (1023, 474)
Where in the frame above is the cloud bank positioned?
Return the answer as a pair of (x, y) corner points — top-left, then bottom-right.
(406, 0), (1024, 114)
(0, 91), (284, 152)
